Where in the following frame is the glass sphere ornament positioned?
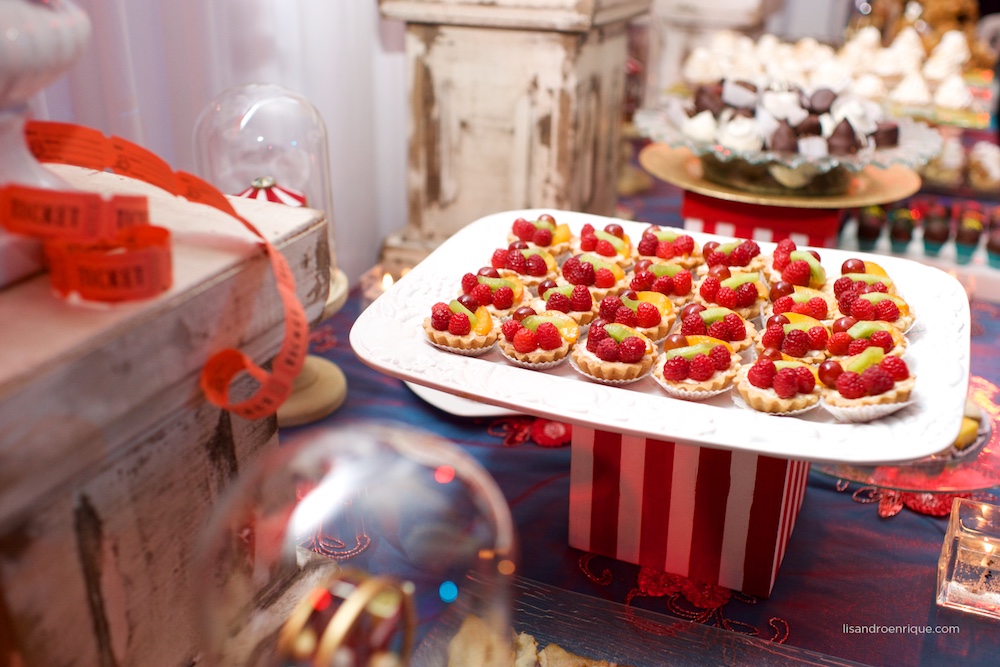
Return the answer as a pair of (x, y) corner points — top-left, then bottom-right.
(195, 423), (517, 667)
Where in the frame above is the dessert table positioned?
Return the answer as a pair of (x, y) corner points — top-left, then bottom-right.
(286, 289), (1000, 667)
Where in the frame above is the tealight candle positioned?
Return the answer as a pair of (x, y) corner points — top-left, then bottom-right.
(937, 498), (1000, 619)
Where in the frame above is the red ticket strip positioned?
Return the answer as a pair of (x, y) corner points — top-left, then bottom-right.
(0, 120), (309, 420)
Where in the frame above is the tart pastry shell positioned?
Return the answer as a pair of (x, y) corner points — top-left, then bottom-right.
(733, 366), (821, 414)
(571, 345), (655, 382)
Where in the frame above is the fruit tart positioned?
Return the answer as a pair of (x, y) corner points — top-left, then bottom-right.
(573, 222), (633, 269)
(498, 309), (580, 369)
(765, 239), (827, 290)
(490, 242), (559, 289)
(570, 319), (656, 384)
(560, 253), (629, 301)
(734, 355), (821, 415)
(756, 313), (830, 364)
(634, 225), (702, 270)
(459, 267), (525, 317)
(825, 317), (907, 360)
(507, 213), (572, 256)
(528, 279), (598, 326)
(699, 238), (764, 274)
(597, 290), (676, 342)
(677, 303), (757, 354)
(817, 348), (916, 422)
(695, 266), (767, 320)
(835, 286), (914, 332)
(653, 334), (741, 400)
(765, 281), (837, 325)
(628, 258), (695, 307)
(424, 299), (498, 355)
(830, 258), (898, 296)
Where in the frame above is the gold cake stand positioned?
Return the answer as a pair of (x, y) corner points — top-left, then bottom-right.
(638, 144), (923, 209)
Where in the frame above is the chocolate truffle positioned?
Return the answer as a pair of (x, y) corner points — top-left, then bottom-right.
(956, 212), (984, 245)
(871, 121), (899, 148)
(889, 208), (915, 252)
(808, 88), (837, 115)
(922, 213), (952, 257)
(828, 119), (860, 155)
(857, 206), (885, 250)
(770, 120), (799, 153)
(694, 84), (725, 117)
(796, 114), (823, 137)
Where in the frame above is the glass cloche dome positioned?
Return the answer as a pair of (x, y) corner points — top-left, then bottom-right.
(194, 423), (517, 666)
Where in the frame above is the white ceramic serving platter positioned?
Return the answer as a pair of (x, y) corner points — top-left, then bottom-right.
(350, 209), (970, 465)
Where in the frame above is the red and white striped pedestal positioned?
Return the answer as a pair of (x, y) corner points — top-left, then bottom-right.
(568, 427), (810, 598)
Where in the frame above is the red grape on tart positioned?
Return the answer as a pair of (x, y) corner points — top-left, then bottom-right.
(735, 355), (821, 415)
(459, 268), (525, 317)
(654, 335), (741, 399)
(696, 267), (767, 320)
(596, 290), (676, 342)
(634, 225), (702, 270)
(571, 319), (656, 383)
(677, 303), (757, 354)
(507, 213), (573, 256)
(628, 259), (695, 307)
(756, 313), (830, 364)
(490, 242), (559, 288)
(498, 309), (580, 367)
(532, 280), (598, 326)
(573, 222), (633, 269)
(825, 317), (907, 360)
(817, 348), (915, 422)
(560, 253), (629, 301)
(424, 299), (498, 354)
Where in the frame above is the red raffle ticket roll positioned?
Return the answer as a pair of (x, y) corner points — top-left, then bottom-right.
(0, 121), (310, 420)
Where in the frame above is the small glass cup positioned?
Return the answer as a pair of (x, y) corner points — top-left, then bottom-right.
(936, 497), (1000, 620)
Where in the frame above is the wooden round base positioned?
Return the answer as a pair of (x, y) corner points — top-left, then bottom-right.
(277, 355), (347, 427)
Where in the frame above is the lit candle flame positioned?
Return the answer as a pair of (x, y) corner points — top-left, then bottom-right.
(381, 272), (394, 291)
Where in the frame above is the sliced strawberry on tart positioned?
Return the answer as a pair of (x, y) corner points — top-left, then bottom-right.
(508, 213), (572, 256)
(490, 241), (559, 288)
(532, 279), (598, 326)
(825, 316), (907, 360)
(560, 252), (629, 301)
(597, 290), (676, 342)
(677, 303), (757, 354)
(424, 297), (498, 355)
(734, 353), (821, 415)
(571, 319), (656, 383)
(634, 225), (702, 270)
(817, 347), (915, 422)
(700, 238), (764, 274)
(628, 259), (695, 307)
(498, 308), (580, 368)
(755, 312), (830, 364)
(574, 222), (633, 269)
(695, 266), (767, 320)
(459, 267), (525, 317)
(653, 334), (741, 400)
(767, 239), (827, 290)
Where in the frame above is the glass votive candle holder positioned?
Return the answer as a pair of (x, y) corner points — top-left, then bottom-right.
(936, 497), (1000, 620)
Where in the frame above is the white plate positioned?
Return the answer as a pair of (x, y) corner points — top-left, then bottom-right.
(404, 382), (518, 417)
(350, 209), (970, 465)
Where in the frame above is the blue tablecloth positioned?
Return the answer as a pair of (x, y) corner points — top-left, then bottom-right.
(284, 291), (1000, 667)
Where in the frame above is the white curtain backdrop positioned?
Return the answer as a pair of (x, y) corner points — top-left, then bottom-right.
(32, 0), (408, 285)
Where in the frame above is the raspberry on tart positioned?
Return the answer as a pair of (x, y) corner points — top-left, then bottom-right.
(532, 280), (599, 326)
(597, 289), (676, 342)
(653, 335), (741, 400)
(677, 303), (758, 354)
(459, 268), (525, 317)
(560, 252), (629, 301)
(765, 283), (838, 325)
(836, 287), (914, 332)
(699, 238), (764, 275)
(423, 299), (499, 354)
(489, 242), (559, 288)
(570, 319), (656, 383)
(734, 356), (821, 414)
(824, 318), (907, 360)
(695, 270), (767, 320)
(755, 312), (830, 364)
(507, 213), (573, 256)
(765, 240), (827, 290)
(831, 258), (898, 297)
(635, 225), (703, 270)
(627, 258), (695, 308)
(499, 310), (580, 367)
(817, 348), (916, 422)
(573, 222), (633, 269)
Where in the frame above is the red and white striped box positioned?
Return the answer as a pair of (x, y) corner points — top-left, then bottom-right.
(568, 428), (810, 598)
(681, 191), (842, 249)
